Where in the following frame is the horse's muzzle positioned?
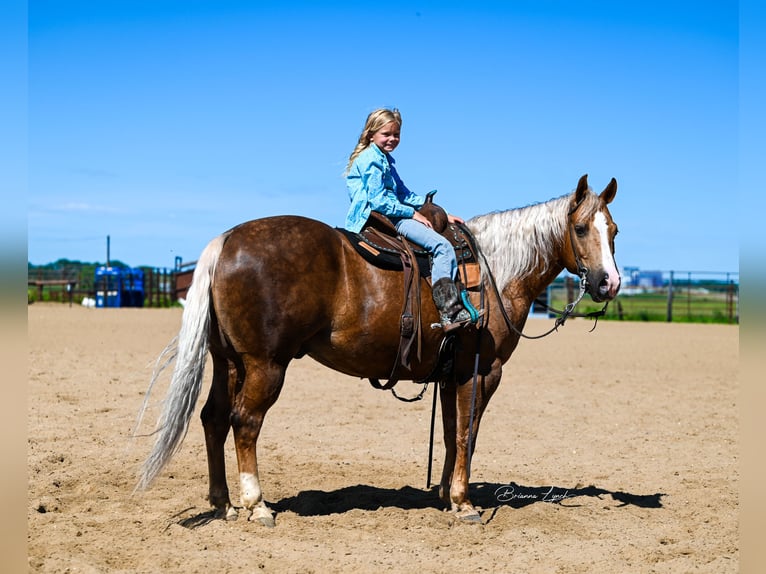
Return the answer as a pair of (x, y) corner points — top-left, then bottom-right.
(589, 271), (621, 302)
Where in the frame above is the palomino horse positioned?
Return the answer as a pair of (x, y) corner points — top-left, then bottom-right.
(136, 174), (620, 526)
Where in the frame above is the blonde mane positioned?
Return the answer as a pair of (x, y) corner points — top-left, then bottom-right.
(467, 191), (599, 291)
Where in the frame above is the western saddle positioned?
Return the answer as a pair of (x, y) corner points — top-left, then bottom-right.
(337, 194), (482, 389)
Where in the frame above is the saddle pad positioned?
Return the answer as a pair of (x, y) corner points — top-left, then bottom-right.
(336, 228), (432, 278)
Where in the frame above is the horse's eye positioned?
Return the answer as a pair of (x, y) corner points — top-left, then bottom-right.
(574, 224), (587, 237)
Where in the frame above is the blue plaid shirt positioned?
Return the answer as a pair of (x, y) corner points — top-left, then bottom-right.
(344, 143), (425, 233)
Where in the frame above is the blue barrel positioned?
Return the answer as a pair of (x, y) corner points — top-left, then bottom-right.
(122, 268), (145, 307)
(95, 267), (122, 308)
(94, 267), (145, 307)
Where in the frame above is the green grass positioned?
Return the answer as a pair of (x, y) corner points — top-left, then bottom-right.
(549, 290), (739, 324)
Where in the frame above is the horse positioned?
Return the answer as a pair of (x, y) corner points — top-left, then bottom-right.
(135, 174), (620, 526)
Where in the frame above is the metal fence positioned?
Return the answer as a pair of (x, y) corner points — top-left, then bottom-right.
(29, 265), (740, 324)
(546, 270), (739, 324)
(27, 267), (179, 308)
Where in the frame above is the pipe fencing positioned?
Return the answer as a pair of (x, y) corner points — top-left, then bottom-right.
(29, 265), (739, 324)
(544, 270), (739, 324)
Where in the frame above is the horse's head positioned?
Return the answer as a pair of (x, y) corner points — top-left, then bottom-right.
(564, 174), (621, 302)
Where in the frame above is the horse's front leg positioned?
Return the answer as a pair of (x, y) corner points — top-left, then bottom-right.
(200, 355), (238, 520)
(231, 357), (286, 528)
(438, 381), (457, 507)
(448, 363), (503, 522)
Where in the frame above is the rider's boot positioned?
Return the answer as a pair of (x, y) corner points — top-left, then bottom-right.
(432, 277), (474, 333)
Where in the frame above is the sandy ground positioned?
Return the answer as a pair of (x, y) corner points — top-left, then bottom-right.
(27, 304), (738, 573)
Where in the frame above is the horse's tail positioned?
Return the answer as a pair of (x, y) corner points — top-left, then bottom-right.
(134, 233), (227, 491)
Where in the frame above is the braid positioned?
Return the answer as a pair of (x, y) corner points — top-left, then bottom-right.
(345, 108), (402, 175)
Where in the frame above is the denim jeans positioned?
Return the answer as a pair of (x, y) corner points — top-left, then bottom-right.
(393, 217), (457, 282)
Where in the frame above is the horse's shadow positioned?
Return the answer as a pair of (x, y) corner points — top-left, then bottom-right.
(178, 481), (664, 528)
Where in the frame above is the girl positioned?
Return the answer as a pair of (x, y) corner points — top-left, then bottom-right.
(344, 108), (474, 331)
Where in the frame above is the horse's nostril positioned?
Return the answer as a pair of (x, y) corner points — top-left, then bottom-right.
(597, 275), (611, 295)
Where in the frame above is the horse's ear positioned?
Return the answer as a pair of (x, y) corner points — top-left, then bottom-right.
(575, 174), (589, 203)
(600, 178), (617, 205)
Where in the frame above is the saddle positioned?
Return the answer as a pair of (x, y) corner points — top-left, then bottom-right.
(337, 194), (482, 389)
(338, 201), (482, 287)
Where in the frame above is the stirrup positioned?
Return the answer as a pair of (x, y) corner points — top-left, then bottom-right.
(460, 288), (481, 323)
(430, 309), (485, 332)
(431, 320), (464, 331)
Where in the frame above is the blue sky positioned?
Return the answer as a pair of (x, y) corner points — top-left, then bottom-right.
(23, 1), (738, 273)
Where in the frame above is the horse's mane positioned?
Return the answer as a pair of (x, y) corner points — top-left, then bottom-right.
(467, 190), (599, 291)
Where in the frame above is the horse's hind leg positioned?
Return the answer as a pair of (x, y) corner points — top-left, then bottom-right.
(200, 353), (238, 520)
(231, 356), (286, 527)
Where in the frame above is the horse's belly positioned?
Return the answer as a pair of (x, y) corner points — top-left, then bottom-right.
(305, 323), (442, 381)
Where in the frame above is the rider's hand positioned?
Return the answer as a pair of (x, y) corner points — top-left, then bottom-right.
(413, 211), (433, 229)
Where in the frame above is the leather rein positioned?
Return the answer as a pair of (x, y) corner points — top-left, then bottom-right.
(461, 197), (610, 341)
(381, 201), (611, 402)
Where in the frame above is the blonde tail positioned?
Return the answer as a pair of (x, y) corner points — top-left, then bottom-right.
(135, 233), (227, 491)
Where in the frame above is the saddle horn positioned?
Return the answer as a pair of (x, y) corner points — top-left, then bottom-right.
(418, 190), (448, 233)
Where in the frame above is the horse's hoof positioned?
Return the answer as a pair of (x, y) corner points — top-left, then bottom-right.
(255, 515), (276, 528)
(212, 505), (239, 521)
(247, 508), (276, 528)
(456, 508), (482, 523)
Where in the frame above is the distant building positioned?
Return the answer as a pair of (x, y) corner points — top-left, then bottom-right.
(621, 266), (641, 286)
(636, 270), (664, 289)
(619, 267), (664, 292)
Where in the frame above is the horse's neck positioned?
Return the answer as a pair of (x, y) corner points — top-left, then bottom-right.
(506, 261), (564, 305)
(469, 197), (570, 309)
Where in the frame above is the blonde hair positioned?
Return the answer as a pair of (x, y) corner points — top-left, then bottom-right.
(345, 108), (402, 174)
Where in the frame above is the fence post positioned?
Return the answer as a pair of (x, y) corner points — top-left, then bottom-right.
(666, 271), (674, 322)
(147, 269), (154, 308)
(162, 268), (168, 306)
(566, 276), (574, 306)
(686, 271), (692, 321)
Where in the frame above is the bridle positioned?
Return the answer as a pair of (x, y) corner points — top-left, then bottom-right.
(567, 197), (591, 284)
(467, 198), (611, 341)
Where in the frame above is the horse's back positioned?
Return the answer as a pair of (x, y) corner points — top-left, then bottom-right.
(219, 215), (348, 277)
(225, 215), (339, 253)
